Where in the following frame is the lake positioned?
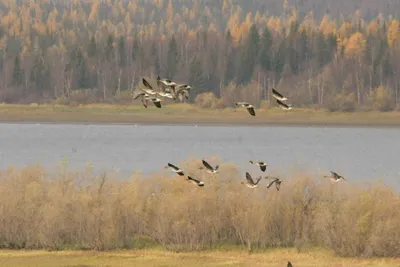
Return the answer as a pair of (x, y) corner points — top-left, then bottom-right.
(0, 123), (399, 187)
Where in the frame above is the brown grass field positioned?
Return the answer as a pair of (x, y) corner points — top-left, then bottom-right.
(1, 248), (400, 267)
(1, 103), (400, 126)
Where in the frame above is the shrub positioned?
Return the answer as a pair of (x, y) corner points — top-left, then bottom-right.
(367, 86), (395, 112)
(327, 91), (357, 112)
(0, 161), (399, 256)
(194, 92), (221, 108)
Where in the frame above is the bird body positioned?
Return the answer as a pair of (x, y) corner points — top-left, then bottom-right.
(235, 102), (256, 116)
(242, 172), (262, 188)
(272, 88), (289, 101)
(157, 91), (176, 99)
(165, 163), (184, 176)
(187, 176), (205, 187)
(324, 171), (345, 183)
(200, 159), (219, 174)
(133, 92), (150, 108)
(249, 160), (268, 172)
(145, 96), (163, 108)
(277, 99), (292, 110)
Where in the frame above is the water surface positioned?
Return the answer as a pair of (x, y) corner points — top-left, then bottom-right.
(0, 123), (399, 187)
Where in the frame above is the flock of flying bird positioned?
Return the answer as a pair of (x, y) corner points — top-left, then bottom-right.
(134, 75), (346, 188)
(134, 76), (345, 266)
(165, 159), (345, 188)
(133, 76), (292, 113)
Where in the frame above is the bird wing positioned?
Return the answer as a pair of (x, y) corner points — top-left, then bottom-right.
(168, 163), (179, 171)
(141, 98), (148, 108)
(254, 176), (262, 185)
(266, 178), (279, 188)
(246, 107), (256, 116)
(202, 160), (214, 171)
(153, 101), (162, 108)
(142, 78), (153, 90)
(287, 261), (293, 267)
(133, 92), (145, 100)
(260, 165), (267, 172)
(235, 102), (248, 106)
(272, 88), (284, 98)
(277, 99), (290, 109)
(275, 181), (281, 191)
(245, 172), (255, 185)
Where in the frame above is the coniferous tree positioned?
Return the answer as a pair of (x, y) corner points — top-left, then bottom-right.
(166, 34), (178, 78)
(236, 24), (260, 85)
(88, 35), (96, 58)
(189, 55), (205, 98)
(118, 36), (126, 67)
(12, 54), (22, 85)
(259, 27), (273, 72)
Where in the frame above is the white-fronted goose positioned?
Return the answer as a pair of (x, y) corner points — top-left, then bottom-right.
(235, 102), (256, 116)
(272, 88), (289, 101)
(165, 163), (184, 176)
(242, 172), (262, 188)
(187, 176), (205, 187)
(249, 160), (268, 172)
(199, 159), (219, 174)
(265, 177), (282, 191)
(324, 171), (345, 183)
(133, 92), (150, 108)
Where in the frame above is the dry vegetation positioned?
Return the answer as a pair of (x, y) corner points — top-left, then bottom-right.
(0, 159), (399, 259)
(1, 248), (400, 267)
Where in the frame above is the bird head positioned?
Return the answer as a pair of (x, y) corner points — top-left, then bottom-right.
(215, 165), (220, 170)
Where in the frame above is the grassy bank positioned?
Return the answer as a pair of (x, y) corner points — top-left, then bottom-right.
(0, 103), (400, 126)
(0, 160), (399, 258)
(1, 248), (400, 267)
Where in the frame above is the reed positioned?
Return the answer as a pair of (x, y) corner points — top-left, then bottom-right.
(0, 159), (399, 258)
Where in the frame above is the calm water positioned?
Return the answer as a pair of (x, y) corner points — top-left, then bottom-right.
(0, 123), (399, 187)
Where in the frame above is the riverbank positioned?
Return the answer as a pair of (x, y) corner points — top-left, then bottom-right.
(0, 248), (399, 267)
(0, 103), (400, 127)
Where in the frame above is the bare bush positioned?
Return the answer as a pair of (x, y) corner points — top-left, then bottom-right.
(327, 91), (357, 112)
(0, 161), (399, 257)
(366, 86), (395, 112)
(194, 92), (223, 108)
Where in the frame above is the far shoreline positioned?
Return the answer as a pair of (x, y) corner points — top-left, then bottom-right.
(0, 103), (400, 128)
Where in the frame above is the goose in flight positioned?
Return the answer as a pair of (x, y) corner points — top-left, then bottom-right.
(265, 177), (282, 191)
(141, 78), (158, 95)
(277, 99), (292, 110)
(157, 76), (177, 94)
(199, 159), (219, 174)
(235, 102), (256, 116)
(187, 176), (205, 187)
(133, 92), (150, 108)
(242, 172), (262, 188)
(272, 88), (289, 101)
(249, 160), (268, 172)
(165, 163), (184, 176)
(176, 85), (192, 101)
(324, 171), (345, 183)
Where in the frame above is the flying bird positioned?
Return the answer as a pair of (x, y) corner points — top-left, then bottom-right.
(265, 177), (282, 191)
(276, 99), (292, 110)
(249, 160), (268, 172)
(272, 88), (289, 101)
(165, 163), (184, 176)
(176, 85), (192, 101)
(199, 159), (219, 174)
(242, 172), (262, 188)
(235, 102), (256, 116)
(187, 176), (205, 187)
(324, 171), (345, 183)
(133, 92), (150, 108)
(157, 76), (177, 93)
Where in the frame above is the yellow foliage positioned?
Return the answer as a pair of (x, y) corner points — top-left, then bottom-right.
(344, 32), (366, 58)
(267, 16), (282, 36)
(367, 20), (379, 36)
(339, 21), (353, 38)
(387, 20), (400, 48)
(319, 15), (336, 37)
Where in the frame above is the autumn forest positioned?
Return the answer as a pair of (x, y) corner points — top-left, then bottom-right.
(1, 0), (400, 111)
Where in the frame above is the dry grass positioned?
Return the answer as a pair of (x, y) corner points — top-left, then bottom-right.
(1, 248), (400, 267)
(1, 103), (400, 126)
(0, 159), (399, 259)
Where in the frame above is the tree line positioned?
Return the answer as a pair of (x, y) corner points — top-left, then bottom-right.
(0, 0), (400, 111)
